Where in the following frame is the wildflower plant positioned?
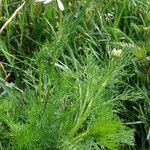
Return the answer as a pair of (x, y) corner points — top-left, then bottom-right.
(1, 0), (150, 149)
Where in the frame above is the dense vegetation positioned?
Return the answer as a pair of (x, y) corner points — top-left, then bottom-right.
(0, 0), (150, 149)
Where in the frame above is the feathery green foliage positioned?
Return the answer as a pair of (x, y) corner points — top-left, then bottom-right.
(0, 0), (150, 149)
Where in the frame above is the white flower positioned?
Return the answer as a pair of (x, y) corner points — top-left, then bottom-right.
(111, 48), (122, 57)
(35, 0), (64, 11)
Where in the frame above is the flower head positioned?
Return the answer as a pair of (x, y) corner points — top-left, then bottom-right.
(111, 48), (122, 57)
(35, 0), (64, 11)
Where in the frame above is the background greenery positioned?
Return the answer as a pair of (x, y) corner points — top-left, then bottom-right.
(0, 0), (150, 149)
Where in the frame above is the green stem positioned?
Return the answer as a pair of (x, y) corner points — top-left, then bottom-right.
(68, 100), (92, 140)
(0, 0), (2, 18)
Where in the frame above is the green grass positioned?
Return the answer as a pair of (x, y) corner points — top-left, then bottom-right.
(0, 0), (150, 149)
